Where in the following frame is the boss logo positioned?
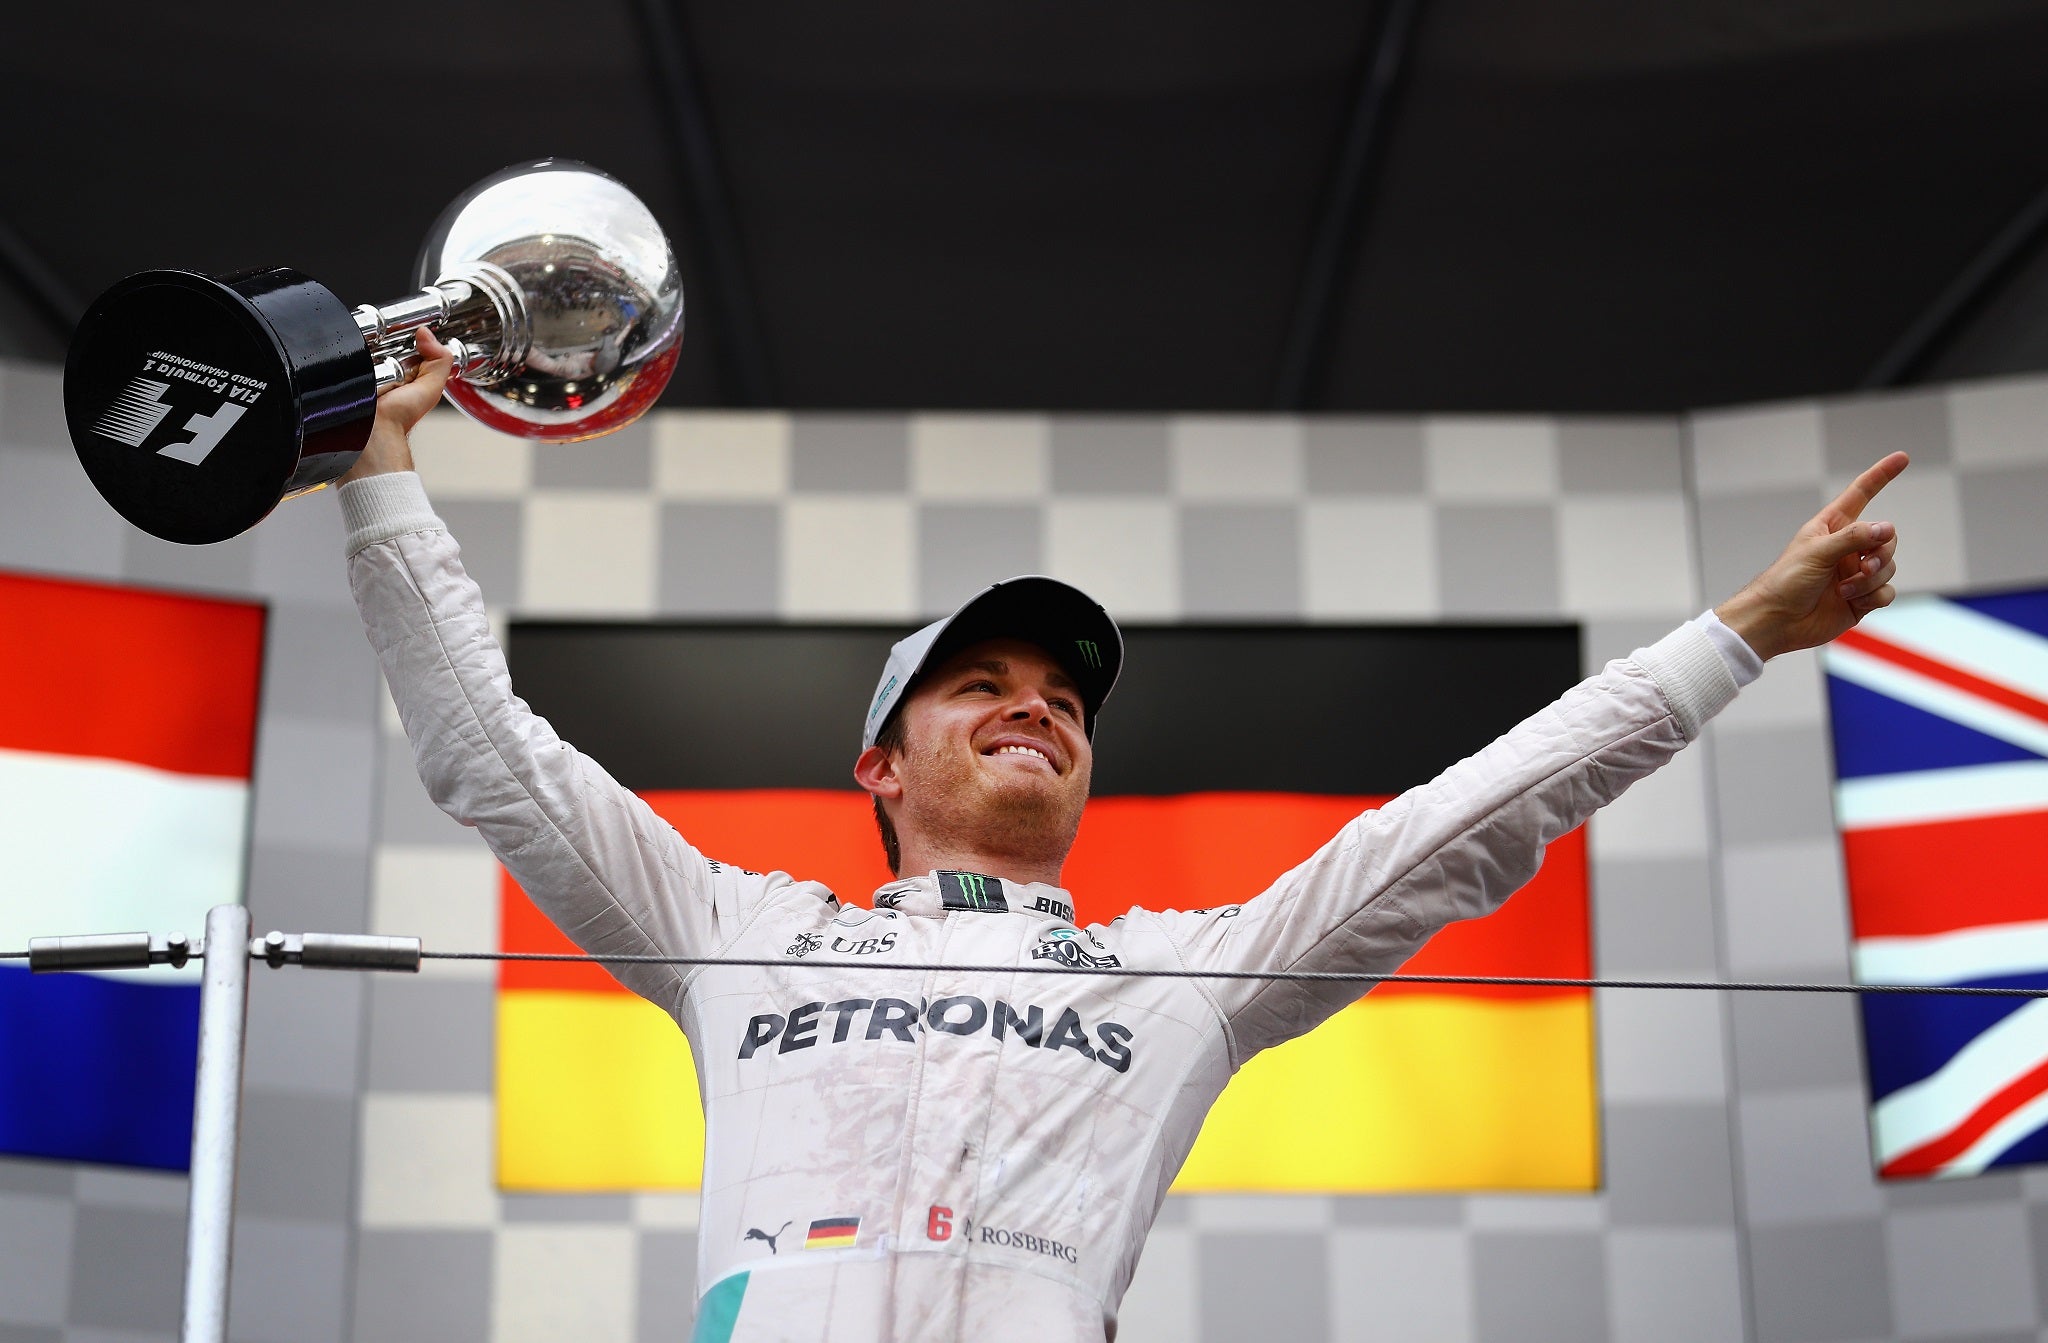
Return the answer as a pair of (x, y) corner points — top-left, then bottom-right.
(1027, 894), (1075, 923)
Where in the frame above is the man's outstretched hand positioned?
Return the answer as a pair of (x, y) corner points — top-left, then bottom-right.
(339, 328), (457, 483)
(1715, 451), (1909, 661)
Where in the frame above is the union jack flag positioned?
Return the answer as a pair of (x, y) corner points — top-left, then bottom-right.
(1823, 588), (2048, 1179)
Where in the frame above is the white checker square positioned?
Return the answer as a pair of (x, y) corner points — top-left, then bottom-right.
(1597, 986), (1728, 1102)
(1329, 1228), (1474, 1343)
(358, 1095), (500, 1228)
(1169, 417), (1304, 498)
(780, 497), (915, 617)
(521, 493), (659, 614)
(1947, 377), (2048, 468)
(1588, 743), (1711, 862)
(1463, 1196), (1605, 1231)
(1184, 1195), (1335, 1232)
(371, 845), (502, 981)
(1822, 468), (1963, 595)
(1044, 499), (1178, 618)
(0, 445), (125, 581)
(1719, 837), (1852, 977)
(1423, 417), (1559, 501)
(1689, 403), (1824, 495)
(910, 414), (1049, 498)
(1557, 497), (1698, 616)
(1301, 499), (1438, 618)
(411, 411), (535, 499)
(630, 1193), (702, 1230)
(1606, 1228), (1745, 1343)
(652, 411), (791, 497)
(492, 1225), (638, 1343)
(1115, 1224), (1199, 1343)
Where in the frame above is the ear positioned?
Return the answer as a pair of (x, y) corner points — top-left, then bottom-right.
(853, 744), (903, 801)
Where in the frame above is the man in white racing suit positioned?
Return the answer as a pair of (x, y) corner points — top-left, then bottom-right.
(344, 334), (1905, 1341)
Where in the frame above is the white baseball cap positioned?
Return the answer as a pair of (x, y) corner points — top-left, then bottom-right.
(862, 575), (1123, 750)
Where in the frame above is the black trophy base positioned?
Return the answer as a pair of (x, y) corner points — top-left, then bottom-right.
(65, 268), (378, 545)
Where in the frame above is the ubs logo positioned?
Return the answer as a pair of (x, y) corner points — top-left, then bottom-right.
(831, 932), (897, 956)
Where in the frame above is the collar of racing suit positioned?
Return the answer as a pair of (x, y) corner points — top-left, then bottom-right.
(870, 869), (1078, 924)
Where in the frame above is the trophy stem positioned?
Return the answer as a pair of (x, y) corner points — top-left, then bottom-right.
(354, 262), (530, 394)
(365, 333), (493, 394)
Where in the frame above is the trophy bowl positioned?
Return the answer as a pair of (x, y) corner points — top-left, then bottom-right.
(64, 159), (684, 545)
(411, 160), (684, 441)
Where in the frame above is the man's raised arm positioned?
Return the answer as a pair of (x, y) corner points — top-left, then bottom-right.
(336, 331), (783, 1004)
(1156, 454), (1909, 1061)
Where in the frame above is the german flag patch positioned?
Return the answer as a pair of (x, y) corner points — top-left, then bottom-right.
(804, 1216), (860, 1249)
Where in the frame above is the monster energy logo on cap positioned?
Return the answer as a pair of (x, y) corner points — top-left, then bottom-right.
(938, 870), (1009, 913)
(861, 575), (1122, 751)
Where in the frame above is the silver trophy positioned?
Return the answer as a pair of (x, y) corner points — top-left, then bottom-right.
(66, 159), (685, 544)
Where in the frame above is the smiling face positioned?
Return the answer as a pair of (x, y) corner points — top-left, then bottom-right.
(856, 636), (1094, 878)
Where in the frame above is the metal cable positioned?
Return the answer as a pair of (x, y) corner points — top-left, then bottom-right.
(418, 949), (2048, 997)
(9, 942), (2030, 996)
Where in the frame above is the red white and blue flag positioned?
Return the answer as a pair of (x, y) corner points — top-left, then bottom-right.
(0, 571), (264, 1170)
(1824, 588), (2048, 1179)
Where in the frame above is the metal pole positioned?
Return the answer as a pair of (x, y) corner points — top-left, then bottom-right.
(180, 904), (251, 1343)
(1269, 0), (1427, 410)
(0, 209), (86, 352)
(1859, 174), (2048, 388)
(630, 0), (776, 405)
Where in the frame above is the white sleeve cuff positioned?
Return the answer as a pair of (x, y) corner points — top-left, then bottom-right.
(338, 472), (442, 556)
(1633, 621), (1741, 740)
(1695, 608), (1765, 687)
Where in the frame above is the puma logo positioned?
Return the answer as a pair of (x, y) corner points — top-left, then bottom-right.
(744, 1221), (793, 1254)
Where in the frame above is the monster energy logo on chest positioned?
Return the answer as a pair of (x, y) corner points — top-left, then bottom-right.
(938, 870), (1009, 913)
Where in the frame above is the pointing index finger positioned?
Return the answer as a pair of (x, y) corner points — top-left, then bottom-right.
(1820, 451), (1910, 529)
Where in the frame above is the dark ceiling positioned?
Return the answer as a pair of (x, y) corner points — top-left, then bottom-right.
(4, 0), (2048, 414)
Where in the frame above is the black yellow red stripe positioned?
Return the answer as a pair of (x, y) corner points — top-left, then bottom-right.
(500, 790), (1588, 1000)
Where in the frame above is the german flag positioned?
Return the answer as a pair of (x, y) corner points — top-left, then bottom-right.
(803, 1216), (861, 1249)
(495, 622), (1596, 1193)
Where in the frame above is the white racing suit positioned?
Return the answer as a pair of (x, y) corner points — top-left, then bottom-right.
(342, 473), (1743, 1343)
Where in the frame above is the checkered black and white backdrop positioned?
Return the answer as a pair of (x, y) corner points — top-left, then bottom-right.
(3, 358), (2047, 1342)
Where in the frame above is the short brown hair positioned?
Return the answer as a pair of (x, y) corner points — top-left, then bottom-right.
(871, 710), (908, 875)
